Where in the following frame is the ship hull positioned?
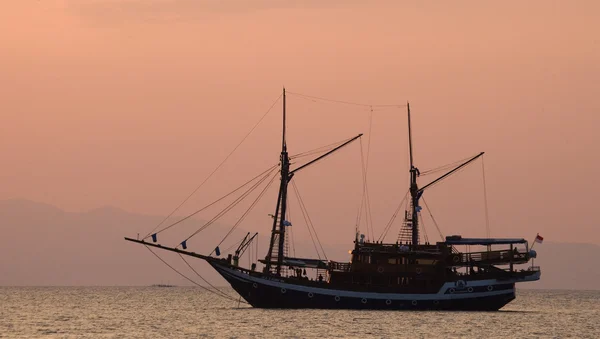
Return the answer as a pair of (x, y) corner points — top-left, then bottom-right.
(211, 263), (538, 311)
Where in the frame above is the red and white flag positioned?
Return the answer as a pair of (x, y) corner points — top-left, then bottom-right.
(535, 234), (544, 244)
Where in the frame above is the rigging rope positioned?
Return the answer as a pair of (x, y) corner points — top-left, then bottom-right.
(290, 180), (327, 260)
(287, 200), (297, 257)
(222, 236), (246, 256)
(144, 245), (247, 304)
(419, 154), (480, 176)
(255, 235), (259, 267)
(421, 197), (445, 241)
(182, 166), (278, 245)
(151, 164), (278, 238)
(420, 163), (471, 193)
(356, 138), (375, 240)
(177, 253), (238, 300)
(378, 190), (409, 242)
(287, 91), (406, 108)
(144, 94), (282, 239)
(364, 108), (375, 242)
(420, 212), (429, 244)
(356, 138), (375, 239)
(248, 240), (252, 268)
(290, 138), (351, 159)
(210, 171), (279, 255)
(481, 156), (491, 238)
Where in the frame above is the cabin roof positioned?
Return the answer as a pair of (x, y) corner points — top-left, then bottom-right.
(444, 237), (527, 245)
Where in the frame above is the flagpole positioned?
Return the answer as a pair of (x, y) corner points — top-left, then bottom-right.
(530, 233), (538, 251)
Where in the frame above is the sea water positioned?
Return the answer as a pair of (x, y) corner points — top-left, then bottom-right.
(1, 287), (598, 338)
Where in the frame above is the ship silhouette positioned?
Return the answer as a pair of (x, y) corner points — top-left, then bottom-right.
(127, 89), (540, 310)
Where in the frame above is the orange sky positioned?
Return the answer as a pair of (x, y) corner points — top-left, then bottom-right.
(1, 0), (599, 245)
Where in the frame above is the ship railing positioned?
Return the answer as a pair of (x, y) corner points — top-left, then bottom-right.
(329, 261), (351, 272)
(462, 249), (529, 264)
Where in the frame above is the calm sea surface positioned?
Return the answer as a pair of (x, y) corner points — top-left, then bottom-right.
(0, 288), (598, 338)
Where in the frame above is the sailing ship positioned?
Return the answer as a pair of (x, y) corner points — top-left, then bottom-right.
(126, 89), (541, 310)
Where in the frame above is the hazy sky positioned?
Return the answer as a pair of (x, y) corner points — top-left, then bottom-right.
(1, 0), (599, 247)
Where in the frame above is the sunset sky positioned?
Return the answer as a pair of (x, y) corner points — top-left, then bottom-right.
(1, 0), (599, 248)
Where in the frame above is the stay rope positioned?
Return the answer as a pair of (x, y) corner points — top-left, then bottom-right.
(419, 163), (470, 193)
(481, 156), (491, 238)
(221, 237), (246, 256)
(421, 197), (445, 241)
(144, 245), (247, 304)
(287, 200), (297, 257)
(420, 212), (430, 244)
(144, 93), (282, 239)
(356, 138), (375, 241)
(210, 171), (279, 255)
(290, 137), (355, 160)
(149, 164), (278, 239)
(364, 108), (375, 241)
(182, 166), (278, 246)
(290, 180), (327, 260)
(287, 91), (406, 108)
(177, 253), (237, 300)
(378, 190), (409, 242)
(419, 154), (479, 177)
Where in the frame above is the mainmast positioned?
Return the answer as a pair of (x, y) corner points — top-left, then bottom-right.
(265, 88), (291, 275)
(407, 102), (420, 245)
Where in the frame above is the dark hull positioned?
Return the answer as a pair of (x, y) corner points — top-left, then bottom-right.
(211, 263), (520, 311)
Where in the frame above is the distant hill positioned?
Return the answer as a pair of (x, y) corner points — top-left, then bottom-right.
(0, 199), (598, 290)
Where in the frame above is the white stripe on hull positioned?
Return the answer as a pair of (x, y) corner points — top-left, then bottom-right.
(215, 266), (527, 301)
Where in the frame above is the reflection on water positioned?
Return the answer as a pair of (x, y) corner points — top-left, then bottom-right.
(0, 288), (598, 338)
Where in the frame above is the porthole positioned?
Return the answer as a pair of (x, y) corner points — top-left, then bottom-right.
(433, 300), (440, 305)
(449, 288), (456, 294)
(334, 295), (340, 302)
(411, 300), (418, 306)
(308, 292), (314, 298)
(467, 287), (474, 293)
(487, 285), (494, 291)
(252, 283), (258, 289)
(281, 288), (286, 294)
(385, 299), (392, 305)
(361, 298), (367, 304)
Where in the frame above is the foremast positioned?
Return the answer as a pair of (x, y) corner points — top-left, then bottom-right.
(264, 88), (363, 275)
(265, 88), (292, 275)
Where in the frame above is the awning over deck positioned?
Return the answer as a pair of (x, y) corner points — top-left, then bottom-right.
(444, 236), (527, 245)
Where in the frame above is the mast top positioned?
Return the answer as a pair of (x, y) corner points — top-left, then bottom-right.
(407, 102), (414, 169)
(282, 87), (287, 152)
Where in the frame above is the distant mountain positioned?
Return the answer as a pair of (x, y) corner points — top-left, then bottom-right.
(0, 199), (234, 286)
(0, 199), (598, 290)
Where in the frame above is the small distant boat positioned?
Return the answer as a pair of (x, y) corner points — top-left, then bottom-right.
(150, 284), (176, 288)
(127, 88), (541, 310)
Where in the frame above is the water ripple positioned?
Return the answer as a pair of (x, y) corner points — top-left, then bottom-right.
(0, 287), (598, 338)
